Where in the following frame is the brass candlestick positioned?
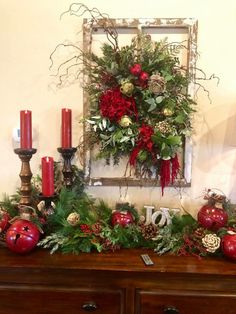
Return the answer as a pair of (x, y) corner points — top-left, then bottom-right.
(14, 148), (37, 206)
(57, 147), (77, 188)
(38, 193), (58, 216)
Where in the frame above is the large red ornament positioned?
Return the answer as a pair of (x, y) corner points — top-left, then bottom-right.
(197, 205), (228, 231)
(111, 210), (134, 227)
(6, 219), (40, 254)
(130, 63), (142, 76)
(0, 212), (10, 232)
(139, 71), (149, 82)
(221, 233), (236, 260)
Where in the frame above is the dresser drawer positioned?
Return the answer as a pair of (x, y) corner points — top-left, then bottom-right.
(0, 286), (124, 314)
(136, 290), (236, 314)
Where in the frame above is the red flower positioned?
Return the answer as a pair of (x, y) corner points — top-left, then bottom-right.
(130, 124), (154, 166)
(139, 125), (154, 148)
(130, 63), (142, 76)
(99, 88), (137, 122)
(137, 71), (149, 88)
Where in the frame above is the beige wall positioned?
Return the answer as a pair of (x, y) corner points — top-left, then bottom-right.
(1, 0), (236, 214)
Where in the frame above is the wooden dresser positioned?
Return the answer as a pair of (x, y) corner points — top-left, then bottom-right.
(0, 247), (236, 314)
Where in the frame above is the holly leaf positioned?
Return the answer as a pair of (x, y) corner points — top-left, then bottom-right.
(161, 146), (171, 158)
(166, 135), (182, 146)
(151, 133), (163, 145)
(175, 114), (185, 124)
(164, 74), (173, 81)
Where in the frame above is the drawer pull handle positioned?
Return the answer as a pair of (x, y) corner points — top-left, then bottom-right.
(82, 301), (98, 312)
(163, 306), (179, 314)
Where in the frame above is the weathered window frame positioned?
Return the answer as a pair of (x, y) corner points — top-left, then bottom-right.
(83, 18), (198, 187)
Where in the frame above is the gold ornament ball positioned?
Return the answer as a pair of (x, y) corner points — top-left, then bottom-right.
(119, 115), (132, 128)
(163, 108), (173, 116)
(67, 212), (80, 226)
(120, 82), (134, 97)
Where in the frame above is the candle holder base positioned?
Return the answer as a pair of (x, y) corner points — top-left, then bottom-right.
(14, 148), (37, 206)
(38, 193), (58, 216)
(57, 147), (77, 189)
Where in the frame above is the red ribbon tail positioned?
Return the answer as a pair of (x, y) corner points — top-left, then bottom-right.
(129, 147), (140, 166)
(171, 154), (180, 184)
(160, 159), (171, 196)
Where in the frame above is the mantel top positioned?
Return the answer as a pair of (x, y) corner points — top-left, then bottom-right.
(0, 247), (235, 276)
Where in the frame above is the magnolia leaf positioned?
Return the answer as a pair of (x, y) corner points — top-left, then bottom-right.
(127, 128), (133, 135)
(100, 134), (110, 140)
(155, 96), (164, 104)
(102, 118), (107, 129)
(120, 136), (130, 143)
(108, 125), (115, 132)
(91, 116), (101, 120)
(98, 122), (103, 130)
(131, 138), (135, 146)
(86, 119), (96, 124)
(93, 125), (98, 132)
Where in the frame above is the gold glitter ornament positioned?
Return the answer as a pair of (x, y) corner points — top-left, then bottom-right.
(163, 108), (173, 117)
(67, 212), (80, 226)
(120, 81), (134, 97)
(119, 115), (132, 127)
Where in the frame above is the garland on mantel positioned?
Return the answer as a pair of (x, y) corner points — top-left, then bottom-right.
(1, 164), (236, 260)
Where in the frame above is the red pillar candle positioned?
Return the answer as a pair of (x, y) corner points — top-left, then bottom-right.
(20, 110), (32, 149)
(61, 108), (72, 148)
(41, 156), (54, 196)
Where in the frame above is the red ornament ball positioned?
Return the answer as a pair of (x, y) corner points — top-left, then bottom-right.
(221, 233), (236, 260)
(0, 212), (10, 232)
(139, 71), (149, 82)
(130, 63), (142, 76)
(6, 219), (40, 254)
(197, 205), (228, 231)
(111, 210), (134, 227)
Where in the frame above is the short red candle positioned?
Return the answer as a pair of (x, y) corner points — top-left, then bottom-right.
(20, 110), (32, 149)
(41, 156), (54, 196)
(61, 108), (72, 148)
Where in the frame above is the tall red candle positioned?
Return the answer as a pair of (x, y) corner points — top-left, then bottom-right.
(20, 110), (32, 149)
(61, 108), (72, 148)
(41, 156), (54, 196)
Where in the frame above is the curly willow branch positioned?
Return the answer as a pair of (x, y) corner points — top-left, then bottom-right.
(50, 3), (218, 101)
(60, 3), (118, 50)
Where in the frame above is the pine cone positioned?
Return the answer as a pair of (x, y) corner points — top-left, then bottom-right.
(92, 222), (102, 235)
(202, 233), (221, 253)
(193, 227), (206, 239)
(140, 223), (158, 240)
